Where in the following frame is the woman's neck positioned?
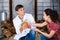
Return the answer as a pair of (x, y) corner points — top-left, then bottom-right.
(48, 18), (52, 23)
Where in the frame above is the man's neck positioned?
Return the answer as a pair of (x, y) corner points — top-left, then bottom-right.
(19, 15), (24, 19)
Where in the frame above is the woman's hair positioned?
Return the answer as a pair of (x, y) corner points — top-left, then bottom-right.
(44, 8), (59, 22)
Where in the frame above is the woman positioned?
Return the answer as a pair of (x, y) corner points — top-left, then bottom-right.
(31, 9), (60, 40)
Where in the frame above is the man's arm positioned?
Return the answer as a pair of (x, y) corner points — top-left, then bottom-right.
(28, 14), (36, 30)
(13, 19), (20, 34)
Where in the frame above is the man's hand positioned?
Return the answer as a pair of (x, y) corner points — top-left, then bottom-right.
(20, 21), (31, 33)
(20, 26), (23, 33)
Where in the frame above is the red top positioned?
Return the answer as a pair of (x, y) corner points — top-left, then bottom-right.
(47, 22), (60, 40)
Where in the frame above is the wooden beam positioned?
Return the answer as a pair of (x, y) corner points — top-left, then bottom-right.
(34, 0), (37, 22)
(9, 0), (12, 21)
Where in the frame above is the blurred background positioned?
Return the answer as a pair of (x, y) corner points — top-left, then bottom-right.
(0, 0), (60, 40)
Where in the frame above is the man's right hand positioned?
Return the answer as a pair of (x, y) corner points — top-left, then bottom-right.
(20, 26), (23, 33)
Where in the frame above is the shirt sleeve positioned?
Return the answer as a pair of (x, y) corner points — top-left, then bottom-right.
(13, 19), (20, 34)
(28, 14), (36, 30)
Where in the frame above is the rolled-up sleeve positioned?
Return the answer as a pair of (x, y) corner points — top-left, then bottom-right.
(28, 14), (36, 30)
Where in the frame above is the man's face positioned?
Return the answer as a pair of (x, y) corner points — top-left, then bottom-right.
(16, 8), (25, 16)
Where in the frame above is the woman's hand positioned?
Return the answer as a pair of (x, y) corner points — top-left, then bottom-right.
(35, 28), (56, 38)
(35, 28), (40, 33)
(30, 23), (35, 26)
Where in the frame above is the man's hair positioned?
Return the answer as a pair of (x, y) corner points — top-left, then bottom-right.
(15, 4), (24, 11)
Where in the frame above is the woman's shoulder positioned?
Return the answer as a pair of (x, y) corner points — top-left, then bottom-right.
(49, 22), (60, 31)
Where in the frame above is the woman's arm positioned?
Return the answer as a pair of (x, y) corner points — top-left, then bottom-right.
(31, 21), (47, 27)
(35, 28), (56, 38)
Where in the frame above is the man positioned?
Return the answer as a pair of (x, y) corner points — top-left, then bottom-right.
(13, 4), (36, 40)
